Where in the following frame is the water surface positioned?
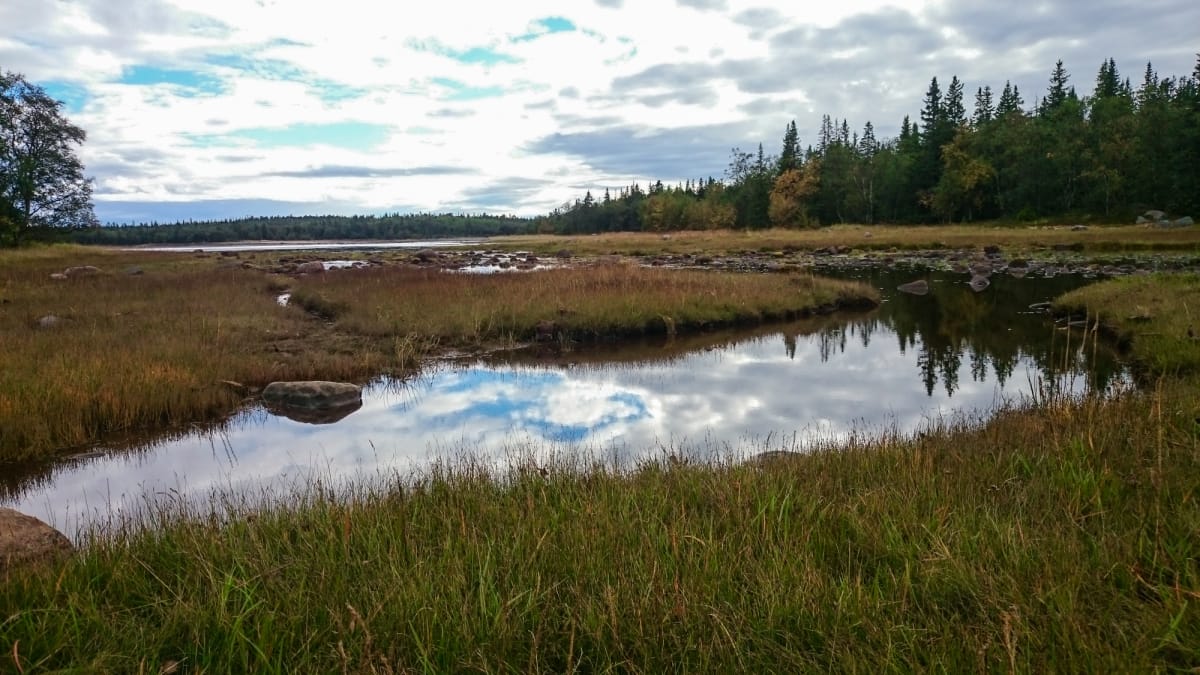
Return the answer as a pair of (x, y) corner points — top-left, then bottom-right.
(1, 271), (1127, 535)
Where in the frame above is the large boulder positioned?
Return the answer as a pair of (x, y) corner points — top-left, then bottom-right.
(296, 261), (325, 274)
(0, 508), (72, 572)
(1144, 209), (1166, 221)
(897, 279), (929, 296)
(262, 381), (362, 412)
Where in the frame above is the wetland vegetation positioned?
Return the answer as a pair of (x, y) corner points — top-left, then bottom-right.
(0, 227), (1198, 672)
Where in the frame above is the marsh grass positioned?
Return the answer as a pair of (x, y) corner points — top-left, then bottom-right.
(1056, 272), (1200, 375)
(2, 383), (1197, 672)
(0, 248), (875, 461)
(1, 262), (1198, 671)
(290, 262), (875, 346)
(497, 224), (1200, 257)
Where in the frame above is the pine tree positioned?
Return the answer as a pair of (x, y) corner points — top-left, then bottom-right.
(1042, 59), (1070, 114)
(996, 81), (1024, 116)
(919, 77), (942, 141)
(945, 75), (966, 126)
(972, 86), (994, 126)
(778, 120), (800, 172)
(858, 121), (878, 156)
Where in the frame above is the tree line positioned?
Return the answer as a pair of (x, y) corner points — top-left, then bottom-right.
(537, 56), (1200, 233)
(70, 212), (530, 245)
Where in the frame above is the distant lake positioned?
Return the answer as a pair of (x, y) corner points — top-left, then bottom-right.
(124, 239), (482, 253)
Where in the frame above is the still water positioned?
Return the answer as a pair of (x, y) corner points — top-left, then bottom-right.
(1, 270), (1127, 535)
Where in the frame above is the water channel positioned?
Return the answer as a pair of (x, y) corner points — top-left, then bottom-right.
(1, 269), (1129, 536)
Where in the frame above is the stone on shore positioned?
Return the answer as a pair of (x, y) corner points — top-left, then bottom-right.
(262, 381), (362, 411)
(0, 508), (72, 572)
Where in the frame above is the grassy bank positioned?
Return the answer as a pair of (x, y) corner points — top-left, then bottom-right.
(496, 224), (1200, 257)
(0, 246), (874, 461)
(1, 276), (1197, 671)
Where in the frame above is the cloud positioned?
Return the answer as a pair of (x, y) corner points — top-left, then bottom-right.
(2, 0), (1199, 221)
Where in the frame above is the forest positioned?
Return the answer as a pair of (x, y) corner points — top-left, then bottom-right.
(538, 57), (1200, 234)
(71, 212), (530, 245)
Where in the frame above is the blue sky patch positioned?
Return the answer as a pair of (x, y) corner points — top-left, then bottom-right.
(514, 16), (578, 42)
(189, 122), (391, 151)
(40, 81), (89, 114)
(431, 77), (506, 101)
(446, 46), (521, 66)
(119, 66), (225, 96)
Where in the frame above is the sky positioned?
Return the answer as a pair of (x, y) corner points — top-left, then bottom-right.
(2, 0), (1197, 224)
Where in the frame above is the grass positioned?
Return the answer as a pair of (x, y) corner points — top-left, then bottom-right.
(0, 246), (875, 461)
(0, 271), (1197, 671)
(1055, 272), (1200, 376)
(496, 224), (1200, 257)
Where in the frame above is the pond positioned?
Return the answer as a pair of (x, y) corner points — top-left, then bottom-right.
(1, 270), (1129, 536)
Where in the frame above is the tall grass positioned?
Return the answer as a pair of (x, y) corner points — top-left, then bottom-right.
(290, 262), (876, 345)
(1, 379), (1197, 671)
(0, 248), (876, 461)
(497, 224), (1200, 257)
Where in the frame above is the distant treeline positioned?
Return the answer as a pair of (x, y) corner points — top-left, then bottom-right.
(72, 213), (533, 245)
(536, 56), (1200, 234)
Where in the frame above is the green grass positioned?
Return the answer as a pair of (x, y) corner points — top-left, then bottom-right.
(0, 247), (876, 461)
(1055, 272), (1200, 375)
(1, 274), (1198, 672)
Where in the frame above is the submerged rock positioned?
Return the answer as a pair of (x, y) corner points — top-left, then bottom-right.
(262, 381), (362, 411)
(969, 275), (991, 292)
(0, 508), (72, 572)
(897, 279), (929, 295)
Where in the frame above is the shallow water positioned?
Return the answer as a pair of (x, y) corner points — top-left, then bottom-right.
(125, 239), (481, 253)
(1, 270), (1128, 535)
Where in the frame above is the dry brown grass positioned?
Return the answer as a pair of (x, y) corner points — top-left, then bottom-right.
(495, 224), (1200, 257)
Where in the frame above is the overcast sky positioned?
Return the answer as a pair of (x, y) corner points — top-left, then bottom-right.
(2, 0), (1197, 223)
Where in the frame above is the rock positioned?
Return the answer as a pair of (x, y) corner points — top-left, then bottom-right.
(268, 400), (363, 425)
(969, 262), (993, 277)
(983, 245), (1001, 256)
(1008, 267), (1027, 278)
(36, 314), (60, 329)
(1136, 216), (1149, 225)
(969, 275), (990, 292)
(262, 381), (362, 412)
(0, 508), (72, 572)
(63, 265), (100, 277)
(1071, 224), (1088, 231)
(49, 272), (68, 281)
(555, 249), (572, 259)
(125, 266), (144, 275)
(1175, 216), (1194, 227)
(1145, 209), (1166, 220)
(296, 261), (325, 274)
(897, 279), (929, 296)
(414, 249), (440, 262)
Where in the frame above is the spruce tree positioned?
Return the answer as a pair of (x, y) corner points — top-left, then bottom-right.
(778, 120), (800, 172)
(972, 86), (994, 126)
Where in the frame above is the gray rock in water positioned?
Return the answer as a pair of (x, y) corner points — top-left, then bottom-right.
(269, 399), (363, 424)
(296, 261), (325, 274)
(969, 275), (990, 292)
(0, 508), (72, 572)
(262, 381), (362, 411)
(897, 279), (929, 296)
(1136, 216), (1149, 225)
(1175, 216), (1194, 227)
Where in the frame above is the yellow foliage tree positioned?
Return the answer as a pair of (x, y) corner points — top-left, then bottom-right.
(768, 161), (821, 228)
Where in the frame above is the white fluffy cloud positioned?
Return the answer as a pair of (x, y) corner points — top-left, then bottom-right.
(2, 0), (1197, 222)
